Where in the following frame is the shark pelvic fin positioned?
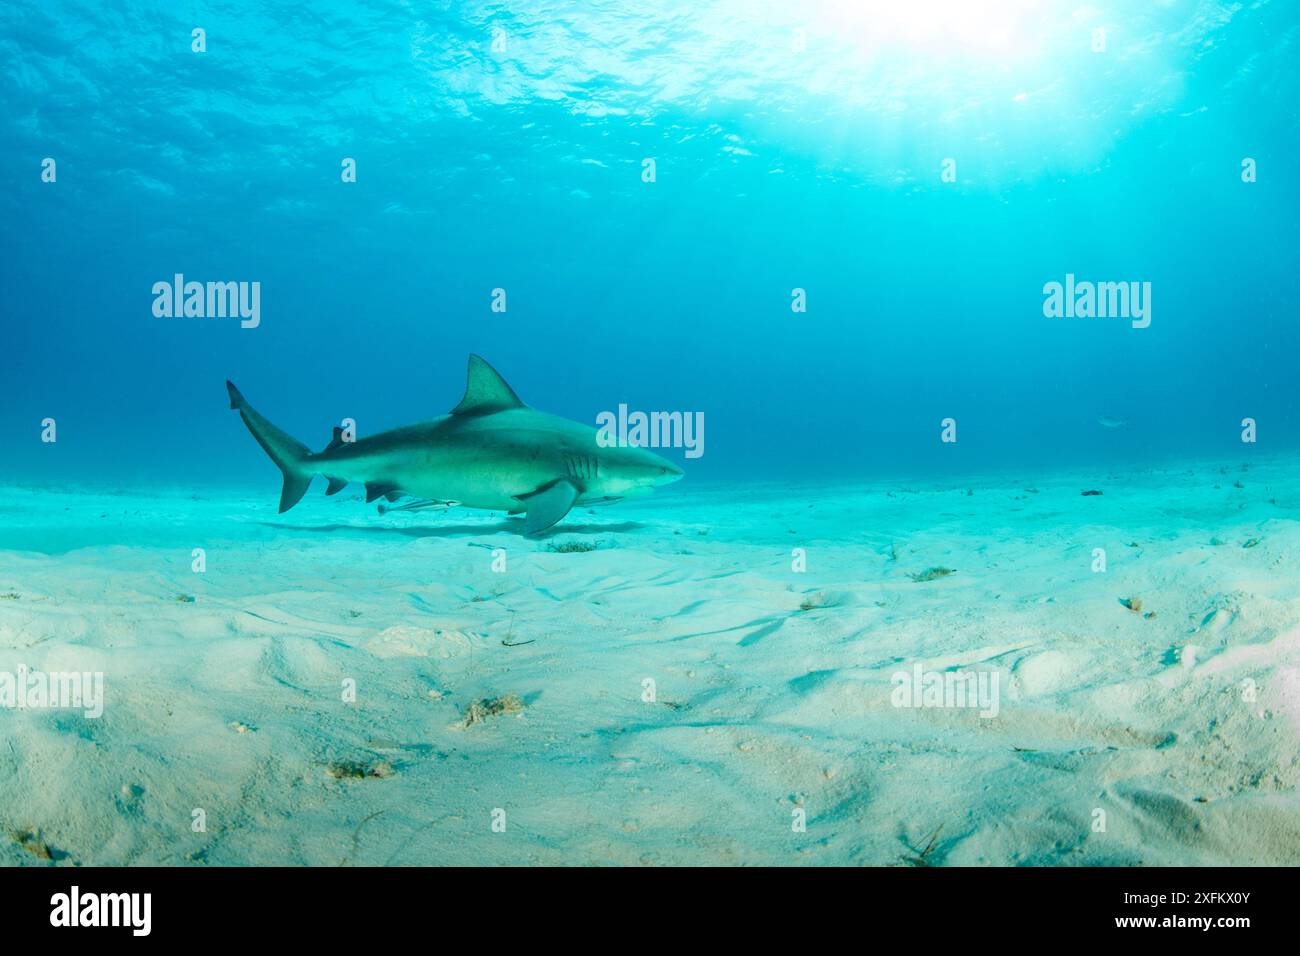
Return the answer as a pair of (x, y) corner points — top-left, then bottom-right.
(226, 380), (314, 513)
(519, 478), (580, 535)
(451, 355), (525, 415)
(324, 476), (347, 495)
(365, 482), (400, 504)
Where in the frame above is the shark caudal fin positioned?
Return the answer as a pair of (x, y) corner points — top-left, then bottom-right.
(226, 381), (315, 513)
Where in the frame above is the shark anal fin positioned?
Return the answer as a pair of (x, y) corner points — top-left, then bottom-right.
(519, 478), (579, 535)
(451, 355), (526, 416)
(365, 482), (400, 504)
(325, 476), (347, 496)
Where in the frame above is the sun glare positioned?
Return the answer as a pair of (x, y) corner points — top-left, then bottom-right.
(814, 0), (1052, 60)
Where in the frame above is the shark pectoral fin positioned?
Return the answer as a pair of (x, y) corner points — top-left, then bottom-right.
(324, 476), (347, 496)
(520, 478), (580, 535)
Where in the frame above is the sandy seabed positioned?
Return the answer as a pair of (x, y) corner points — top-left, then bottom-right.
(1, 458), (1299, 866)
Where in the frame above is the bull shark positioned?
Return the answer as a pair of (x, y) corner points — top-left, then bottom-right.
(227, 355), (683, 535)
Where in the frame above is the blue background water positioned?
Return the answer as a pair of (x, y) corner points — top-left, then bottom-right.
(3, 1), (1297, 491)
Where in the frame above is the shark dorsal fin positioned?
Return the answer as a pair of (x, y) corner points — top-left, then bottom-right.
(451, 355), (525, 415)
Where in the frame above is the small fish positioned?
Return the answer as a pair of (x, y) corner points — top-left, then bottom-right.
(909, 567), (956, 583)
(377, 498), (459, 515)
(1098, 416), (1128, 429)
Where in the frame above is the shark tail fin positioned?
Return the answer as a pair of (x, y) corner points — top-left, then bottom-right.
(226, 381), (315, 513)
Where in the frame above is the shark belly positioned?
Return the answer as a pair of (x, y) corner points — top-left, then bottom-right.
(400, 449), (559, 509)
(321, 431), (567, 511)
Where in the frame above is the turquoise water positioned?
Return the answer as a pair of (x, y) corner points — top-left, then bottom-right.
(3, 1), (1298, 488)
(5, 2), (1300, 869)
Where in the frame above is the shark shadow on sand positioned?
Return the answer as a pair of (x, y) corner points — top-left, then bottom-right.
(257, 519), (647, 540)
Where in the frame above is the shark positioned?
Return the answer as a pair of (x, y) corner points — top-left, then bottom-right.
(226, 355), (683, 535)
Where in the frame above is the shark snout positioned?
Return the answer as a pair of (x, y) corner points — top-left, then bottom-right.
(637, 449), (684, 486)
(657, 461), (684, 485)
(596, 444), (683, 493)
